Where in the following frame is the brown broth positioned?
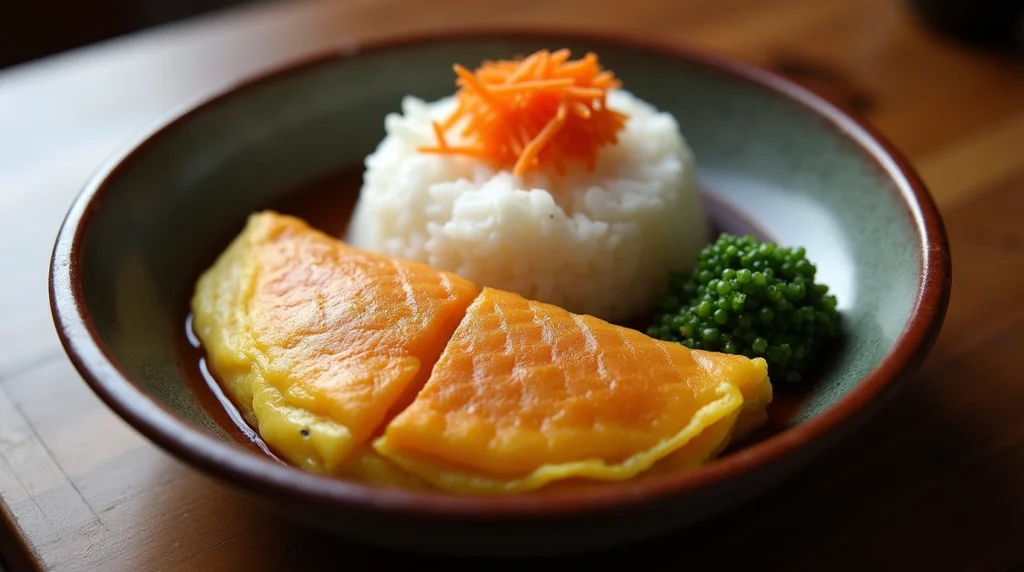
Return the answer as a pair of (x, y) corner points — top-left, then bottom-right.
(179, 314), (283, 460)
(178, 165), (819, 469)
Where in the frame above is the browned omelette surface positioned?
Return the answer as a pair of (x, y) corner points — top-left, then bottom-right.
(192, 212), (771, 490)
(191, 212), (479, 473)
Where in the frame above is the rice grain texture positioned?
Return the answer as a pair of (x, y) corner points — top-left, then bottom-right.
(347, 90), (708, 324)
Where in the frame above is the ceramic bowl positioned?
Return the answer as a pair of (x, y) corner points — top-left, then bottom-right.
(49, 30), (951, 557)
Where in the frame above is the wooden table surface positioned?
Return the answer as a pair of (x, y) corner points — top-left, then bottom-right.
(1, 0), (1022, 570)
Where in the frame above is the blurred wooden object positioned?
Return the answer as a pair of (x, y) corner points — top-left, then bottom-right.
(0, 0), (250, 70)
(1, 0), (1023, 570)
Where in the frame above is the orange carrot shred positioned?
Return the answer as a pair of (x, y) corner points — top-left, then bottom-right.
(419, 145), (489, 157)
(571, 101), (592, 119)
(430, 121), (450, 150)
(567, 87), (605, 99)
(440, 99), (465, 130)
(417, 49), (628, 177)
(505, 53), (540, 84)
(453, 64), (499, 108)
(489, 78), (575, 93)
(534, 51), (551, 79)
(550, 48), (571, 65)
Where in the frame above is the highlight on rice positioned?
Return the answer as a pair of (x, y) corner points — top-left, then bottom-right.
(347, 50), (709, 323)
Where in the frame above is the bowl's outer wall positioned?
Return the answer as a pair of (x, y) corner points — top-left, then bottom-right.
(67, 36), (926, 554)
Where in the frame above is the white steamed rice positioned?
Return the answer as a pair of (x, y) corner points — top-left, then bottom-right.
(347, 89), (708, 324)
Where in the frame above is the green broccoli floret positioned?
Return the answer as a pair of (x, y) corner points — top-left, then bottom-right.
(647, 233), (840, 384)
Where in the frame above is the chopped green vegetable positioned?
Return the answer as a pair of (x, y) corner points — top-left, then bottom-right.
(647, 233), (840, 384)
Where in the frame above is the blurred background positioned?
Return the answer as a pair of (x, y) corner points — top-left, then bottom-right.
(0, 0), (1020, 70)
(0, 0), (255, 69)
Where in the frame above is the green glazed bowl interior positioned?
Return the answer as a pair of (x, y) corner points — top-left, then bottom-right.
(50, 30), (949, 556)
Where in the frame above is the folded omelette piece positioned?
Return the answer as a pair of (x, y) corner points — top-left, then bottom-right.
(191, 211), (479, 474)
(373, 287), (772, 493)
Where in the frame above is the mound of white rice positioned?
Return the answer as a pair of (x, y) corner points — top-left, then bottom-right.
(347, 90), (708, 324)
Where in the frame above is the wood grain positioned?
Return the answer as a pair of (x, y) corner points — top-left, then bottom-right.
(1, 0), (1023, 569)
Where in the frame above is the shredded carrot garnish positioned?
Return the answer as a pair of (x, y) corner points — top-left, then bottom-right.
(418, 49), (629, 177)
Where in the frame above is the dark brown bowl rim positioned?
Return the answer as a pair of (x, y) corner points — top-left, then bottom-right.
(49, 27), (951, 519)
